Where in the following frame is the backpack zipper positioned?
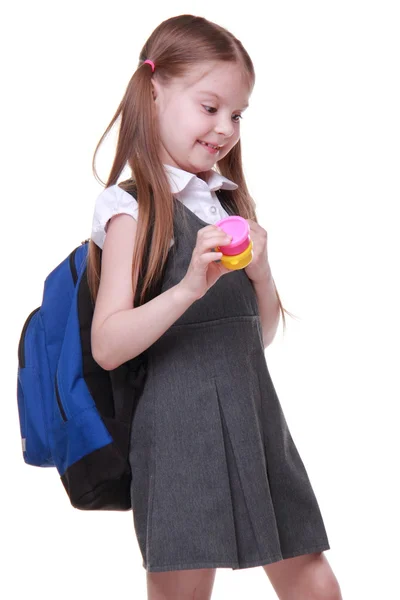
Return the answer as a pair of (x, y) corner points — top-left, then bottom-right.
(69, 239), (89, 285)
(69, 247), (79, 286)
(18, 306), (40, 368)
(54, 372), (68, 422)
(55, 243), (86, 421)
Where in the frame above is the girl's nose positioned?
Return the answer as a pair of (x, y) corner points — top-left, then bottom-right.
(214, 116), (235, 139)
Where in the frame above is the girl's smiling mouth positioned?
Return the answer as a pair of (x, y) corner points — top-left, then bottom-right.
(197, 140), (222, 153)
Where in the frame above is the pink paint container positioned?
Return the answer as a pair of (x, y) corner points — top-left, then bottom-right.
(215, 216), (251, 255)
(215, 216), (253, 270)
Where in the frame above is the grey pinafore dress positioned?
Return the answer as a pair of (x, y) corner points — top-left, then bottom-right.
(128, 193), (330, 573)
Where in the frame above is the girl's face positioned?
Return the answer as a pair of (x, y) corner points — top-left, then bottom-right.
(151, 61), (252, 174)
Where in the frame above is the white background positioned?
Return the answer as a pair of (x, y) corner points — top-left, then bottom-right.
(2, 1), (399, 598)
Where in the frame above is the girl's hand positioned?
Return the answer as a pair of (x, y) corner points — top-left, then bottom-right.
(244, 220), (271, 284)
(179, 225), (233, 301)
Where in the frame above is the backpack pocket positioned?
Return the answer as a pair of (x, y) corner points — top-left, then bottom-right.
(17, 307), (55, 467)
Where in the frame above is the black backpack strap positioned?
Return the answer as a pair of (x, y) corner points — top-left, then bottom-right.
(78, 183), (166, 433)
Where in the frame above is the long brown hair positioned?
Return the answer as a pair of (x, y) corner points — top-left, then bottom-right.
(89, 14), (295, 334)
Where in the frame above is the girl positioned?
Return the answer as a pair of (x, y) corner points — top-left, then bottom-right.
(89, 14), (342, 600)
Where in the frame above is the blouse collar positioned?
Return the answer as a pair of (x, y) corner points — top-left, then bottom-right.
(163, 163), (238, 195)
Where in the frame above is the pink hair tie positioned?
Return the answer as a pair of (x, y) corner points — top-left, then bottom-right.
(143, 59), (155, 73)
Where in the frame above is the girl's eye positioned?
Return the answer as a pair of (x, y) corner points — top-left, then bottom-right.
(202, 106), (243, 123)
(203, 105), (218, 115)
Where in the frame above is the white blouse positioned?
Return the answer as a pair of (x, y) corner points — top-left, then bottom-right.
(90, 164), (239, 250)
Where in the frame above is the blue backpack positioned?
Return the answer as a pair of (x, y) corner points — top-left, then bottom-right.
(16, 186), (164, 511)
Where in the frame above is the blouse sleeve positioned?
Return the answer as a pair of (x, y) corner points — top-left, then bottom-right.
(90, 184), (138, 249)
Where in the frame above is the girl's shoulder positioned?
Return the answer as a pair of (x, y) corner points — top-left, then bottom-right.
(90, 184), (138, 249)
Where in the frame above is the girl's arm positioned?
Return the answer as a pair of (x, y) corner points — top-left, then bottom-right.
(243, 218), (281, 348)
(91, 213), (195, 371)
(252, 268), (281, 348)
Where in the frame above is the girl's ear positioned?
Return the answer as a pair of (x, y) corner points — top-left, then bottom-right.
(151, 79), (158, 101)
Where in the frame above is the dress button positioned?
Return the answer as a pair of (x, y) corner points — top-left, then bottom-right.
(210, 206), (217, 214)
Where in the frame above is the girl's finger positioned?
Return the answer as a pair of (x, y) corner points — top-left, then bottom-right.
(198, 229), (232, 243)
(197, 251), (223, 267)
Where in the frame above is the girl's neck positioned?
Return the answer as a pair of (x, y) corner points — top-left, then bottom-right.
(196, 170), (210, 183)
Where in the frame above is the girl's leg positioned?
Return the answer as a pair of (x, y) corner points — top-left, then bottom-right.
(263, 552), (342, 600)
(147, 568), (217, 600)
